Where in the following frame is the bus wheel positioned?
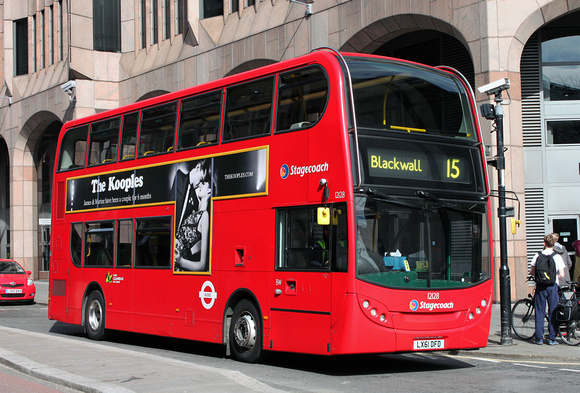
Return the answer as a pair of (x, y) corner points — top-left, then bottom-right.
(230, 299), (262, 363)
(85, 290), (106, 340)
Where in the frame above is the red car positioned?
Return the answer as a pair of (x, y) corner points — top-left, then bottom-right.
(0, 259), (36, 304)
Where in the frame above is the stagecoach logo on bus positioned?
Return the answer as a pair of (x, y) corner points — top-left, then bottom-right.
(280, 162), (329, 179)
(409, 299), (454, 311)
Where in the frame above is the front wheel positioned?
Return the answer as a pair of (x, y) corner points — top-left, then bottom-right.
(559, 320), (580, 346)
(230, 299), (262, 363)
(85, 290), (106, 340)
(511, 298), (535, 340)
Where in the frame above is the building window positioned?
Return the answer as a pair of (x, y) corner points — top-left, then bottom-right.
(140, 0), (147, 48)
(231, 0), (239, 13)
(93, 0), (121, 52)
(164, 0), (171, 39)
(58, 0), (63, 61)
(14, 18), (28, 76)
(546, 120), (580, 144)
(152, 0), (158, 44)
(32, 15), (37, 72)
(201, 0), (223, 19)
(176, 0), (187, 34)
(541, 27), (580, 101)
(40, 10), (45, 69)
(49, 5), (54, 65)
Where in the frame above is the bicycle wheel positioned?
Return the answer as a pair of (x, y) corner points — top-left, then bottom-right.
(559, 320), (580, 346)
(511, 298), (536, 340)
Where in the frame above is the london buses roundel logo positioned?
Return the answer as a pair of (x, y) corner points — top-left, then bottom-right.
(409, 300), (419, 311)
(280, 164), (289, 179)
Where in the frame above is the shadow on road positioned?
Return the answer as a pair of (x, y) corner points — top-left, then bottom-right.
(48, 321), (474, 376)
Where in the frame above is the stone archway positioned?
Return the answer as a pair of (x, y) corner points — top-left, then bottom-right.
(10, 111), (62, 276)
(340, 14), (474, 87)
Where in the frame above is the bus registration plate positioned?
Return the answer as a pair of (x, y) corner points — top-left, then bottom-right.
(6, 289), (22, 294)
(413, 339), (444, 350)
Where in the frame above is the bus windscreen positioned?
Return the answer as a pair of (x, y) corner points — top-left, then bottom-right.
(346, 57), (477, 141)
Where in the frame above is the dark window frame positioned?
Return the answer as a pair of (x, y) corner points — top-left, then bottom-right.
(93, 0), (121, 52)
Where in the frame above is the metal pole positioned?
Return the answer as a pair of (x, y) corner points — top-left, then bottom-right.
(494, 93), (513, 345)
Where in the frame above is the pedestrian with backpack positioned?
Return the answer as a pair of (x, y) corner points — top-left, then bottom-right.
(551, 233), (572, 283)
(529, 233), (566, 345)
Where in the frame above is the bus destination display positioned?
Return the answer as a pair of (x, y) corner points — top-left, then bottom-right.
(360, 137), (482, 193)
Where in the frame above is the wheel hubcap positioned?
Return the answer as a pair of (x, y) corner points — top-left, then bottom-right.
(88, 300), (102, 332)
(234, 312), (256, 349)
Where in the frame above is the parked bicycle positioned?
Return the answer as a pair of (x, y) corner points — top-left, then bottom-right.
(511, 277), (580, 346)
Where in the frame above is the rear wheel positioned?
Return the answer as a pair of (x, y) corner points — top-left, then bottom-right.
(230, 299), (262, 363)
(559, 320), (580, 346)
(85, 290), (106, 340)
(511, 298), (535, 340)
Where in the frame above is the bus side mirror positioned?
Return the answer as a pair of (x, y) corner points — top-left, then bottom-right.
(317, 207), (330, 225)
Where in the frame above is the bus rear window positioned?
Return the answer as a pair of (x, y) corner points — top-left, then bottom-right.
(58, 125), (88, 171)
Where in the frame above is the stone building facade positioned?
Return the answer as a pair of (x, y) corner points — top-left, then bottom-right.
(1, 0), (579, 301)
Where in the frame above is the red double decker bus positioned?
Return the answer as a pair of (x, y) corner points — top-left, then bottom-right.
(49, 49), (493, 362)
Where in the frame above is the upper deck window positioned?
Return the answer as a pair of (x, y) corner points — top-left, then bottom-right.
(138, 102), (177, 157)
(276, 66), (329, 132)
(120, 112), (139, 161)
(58, 125), (88, 171)
(223, 77), (274, 142)
(346, 57), (476, 141)
(88, 117), (120, 166)
(178, 91), (221, 149)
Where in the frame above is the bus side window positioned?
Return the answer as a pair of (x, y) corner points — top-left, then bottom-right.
(117, 219), (133, 268)
(135, 217), (171, 268)
(120, 112), (139, 160)
(70, 223), (83, 267)
(178, 91), (221, 150)
(84, 222), (114, 267)
(223, 76), (274, 142)
(138, 103), (177, 157)
(276, 204), (347, 271)
(276, 67), (329, 132)
(88, 117), (120, 165)
(58, 126), (88, 171)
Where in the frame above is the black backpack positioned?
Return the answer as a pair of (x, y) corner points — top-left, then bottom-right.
(534, 251), (557, 286)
